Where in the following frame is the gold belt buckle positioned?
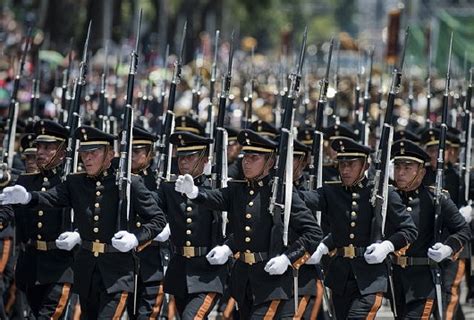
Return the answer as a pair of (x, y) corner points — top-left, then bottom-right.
(398, 256), (408, 268)
(243, 252), (256, 265)
(343, 245), (356, 259)
(92, 242), (105, 257)
(36, 240), (47, 251)
(183, 246), (195, 258)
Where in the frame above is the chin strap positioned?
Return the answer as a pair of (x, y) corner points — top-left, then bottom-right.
(38, 141), (66, 172)
(398, 164), (424, 192)
(247, 152), (275, 185)
(87, 146), (112, 178)
(132, 146), (153, 174)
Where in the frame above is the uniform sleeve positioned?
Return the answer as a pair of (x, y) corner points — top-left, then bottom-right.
(0, 205), (13, 229)
(192, 186), (231, 212)
(28, 179), (72, 209)
(284, 190), (322, 266)
(385, 188), (418, 250)
(131, 176), (167, 243)
(301, 187), (330, 236)
(441, 192), (471, 254)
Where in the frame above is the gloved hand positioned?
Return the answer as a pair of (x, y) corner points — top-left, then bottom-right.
(175, 174), (198, 199)
(364, 240), (394, 264)
(460, 205), (473, 224)
(206, 245), (232, 265)
(265, 255), (291, 275)
(56, 231), (82, 251)
(428, 242), (453, 262)
(112, 231), (139, 252)
(305, 243), (329, 265)
(154, 223), (170, 242)
(0, 185), (31, 205)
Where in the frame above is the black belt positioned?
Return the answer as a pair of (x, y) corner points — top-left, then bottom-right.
(27, 240), (58, 251)
(238, 251), (269, 265)
(81, 241), (121, 257)
(172, 246), (209, 258)
(391, 255), (438, 268)
(333, 245), (366, 258)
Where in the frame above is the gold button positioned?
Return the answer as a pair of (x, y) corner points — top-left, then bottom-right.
(408, 197), (413, 201)
(41, 187), (46, 191)
(349, 234), (355, 239)
(95, 239), (100, 243)
(187, 206), (193, 212)
(43, 177), (48, 182)
(136, 222), (141, 227)
(407, 207), (412, 212)
(352, 201), (357, 206)
(248, 201), (254, 207)
(96, 191), (101, 196)
(93, 227), (99, 233)
(94, 215), (99, 221)
(245, 226), (251, 232)
(186, 230), (192, 235)
(37, 234), (42, 240)
(246, 213), (251, 219)
(96, 181), (101, 186)
(94, 252), (99, 257)
(351, 211), (357, 217)
(245, 249), (251, 253)
(352, 193), (357, 198)
(245, 237), (251, 243)
(37, 222), (42, 228)
(95, 203), (100, 208)
(249, 190), (254, 195)
(38, 210), (44, 216)
(185, 241), (191, 246)
(186, 218), (192, 223)
(350, 222), (356, 227)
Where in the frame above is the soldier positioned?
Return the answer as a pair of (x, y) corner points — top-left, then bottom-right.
(175, 129), (322, 318)
(128, 125), (166, 319)
(302, 137), (418, 319)
(155, 131), (227, 319)
(19, 133), (38, 173)
(0, 125), (167, 318)
(226, 127), (243, 180)
(389, 139), (470, 319)
(249, 120), (278, 139)
(13, 120), (74, 318)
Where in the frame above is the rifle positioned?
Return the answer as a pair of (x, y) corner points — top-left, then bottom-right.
(157, 21), (187, 186)
(370, 27), (409, 319)
(329, 43), (340, 125)
(191, 50), (203, 120)
(354, 51), (362, 123)
(63, 21), (92, 179)
(115, 9), (141, 315)
(359, 48), (374, 146)
(269, 27), (306, 313)
(110, 54), (121, 115)
(243, 46), (255, 129)
(432, 32), (454, 320)
(0, 28), (32, 182)
(98, 41), (110, 132)
(213, 32), (234, 236)
(61, 38), (74, 125)
(30, 52), (41, 121)
(459, 67), (472, 208)
(425, 38), (433, 129)
(154, 44), (169, 135)
(205, 31), (219, 173)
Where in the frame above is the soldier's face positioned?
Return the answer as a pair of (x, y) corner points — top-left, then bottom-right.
(131, 147), (150, 172)
(24, 154), (38, 173)
(426, 145), (449, 168)
(178, 153), (208, 177)
(293, 154), (309, 181)
(394, 161), (425, 191)
(80, 147), (114, 176)
(447, 146), (459, 164)
(338, 158), (366, 186)
(227, 142), (242, 162)
(242, 153), (274, 180)
(36, 142), (63, 169)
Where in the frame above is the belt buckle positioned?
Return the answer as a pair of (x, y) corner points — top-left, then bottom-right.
(344, 245), (356, 259)
(183, 246), (195, 258)
(243, 252), (256, 265)
(398, 256), (408, 268)
(92, 242), (105, 257)
(36, 240), (47, 251)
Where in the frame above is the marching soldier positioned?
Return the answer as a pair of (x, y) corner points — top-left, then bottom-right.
(14, 120), (74, 318)
(19, 133), (38, 174)
(389, 139), (470, 319)
(156, 131), (227, 319)
(175, 129), (322, 318)
(0, 125), (167, 318)
(302, 137), (418, 319)
(128, 125), (166, 319)
(226, 127), (243, 180)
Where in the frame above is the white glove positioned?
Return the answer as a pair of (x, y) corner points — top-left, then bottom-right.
(428, 242), (453, 262)
(0, 185), (31, 205)
(154, 224), (170, 242)
(305, 243), (329, 265)
(56, 231), (82, 251)
(206, 245), (232, 265)
(460, 206), (473, 224)
(264, 254), (291, 275)
(112, 231), (139, 252)
(364, 240), (394, 264)
(175, 174), (199, 199)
